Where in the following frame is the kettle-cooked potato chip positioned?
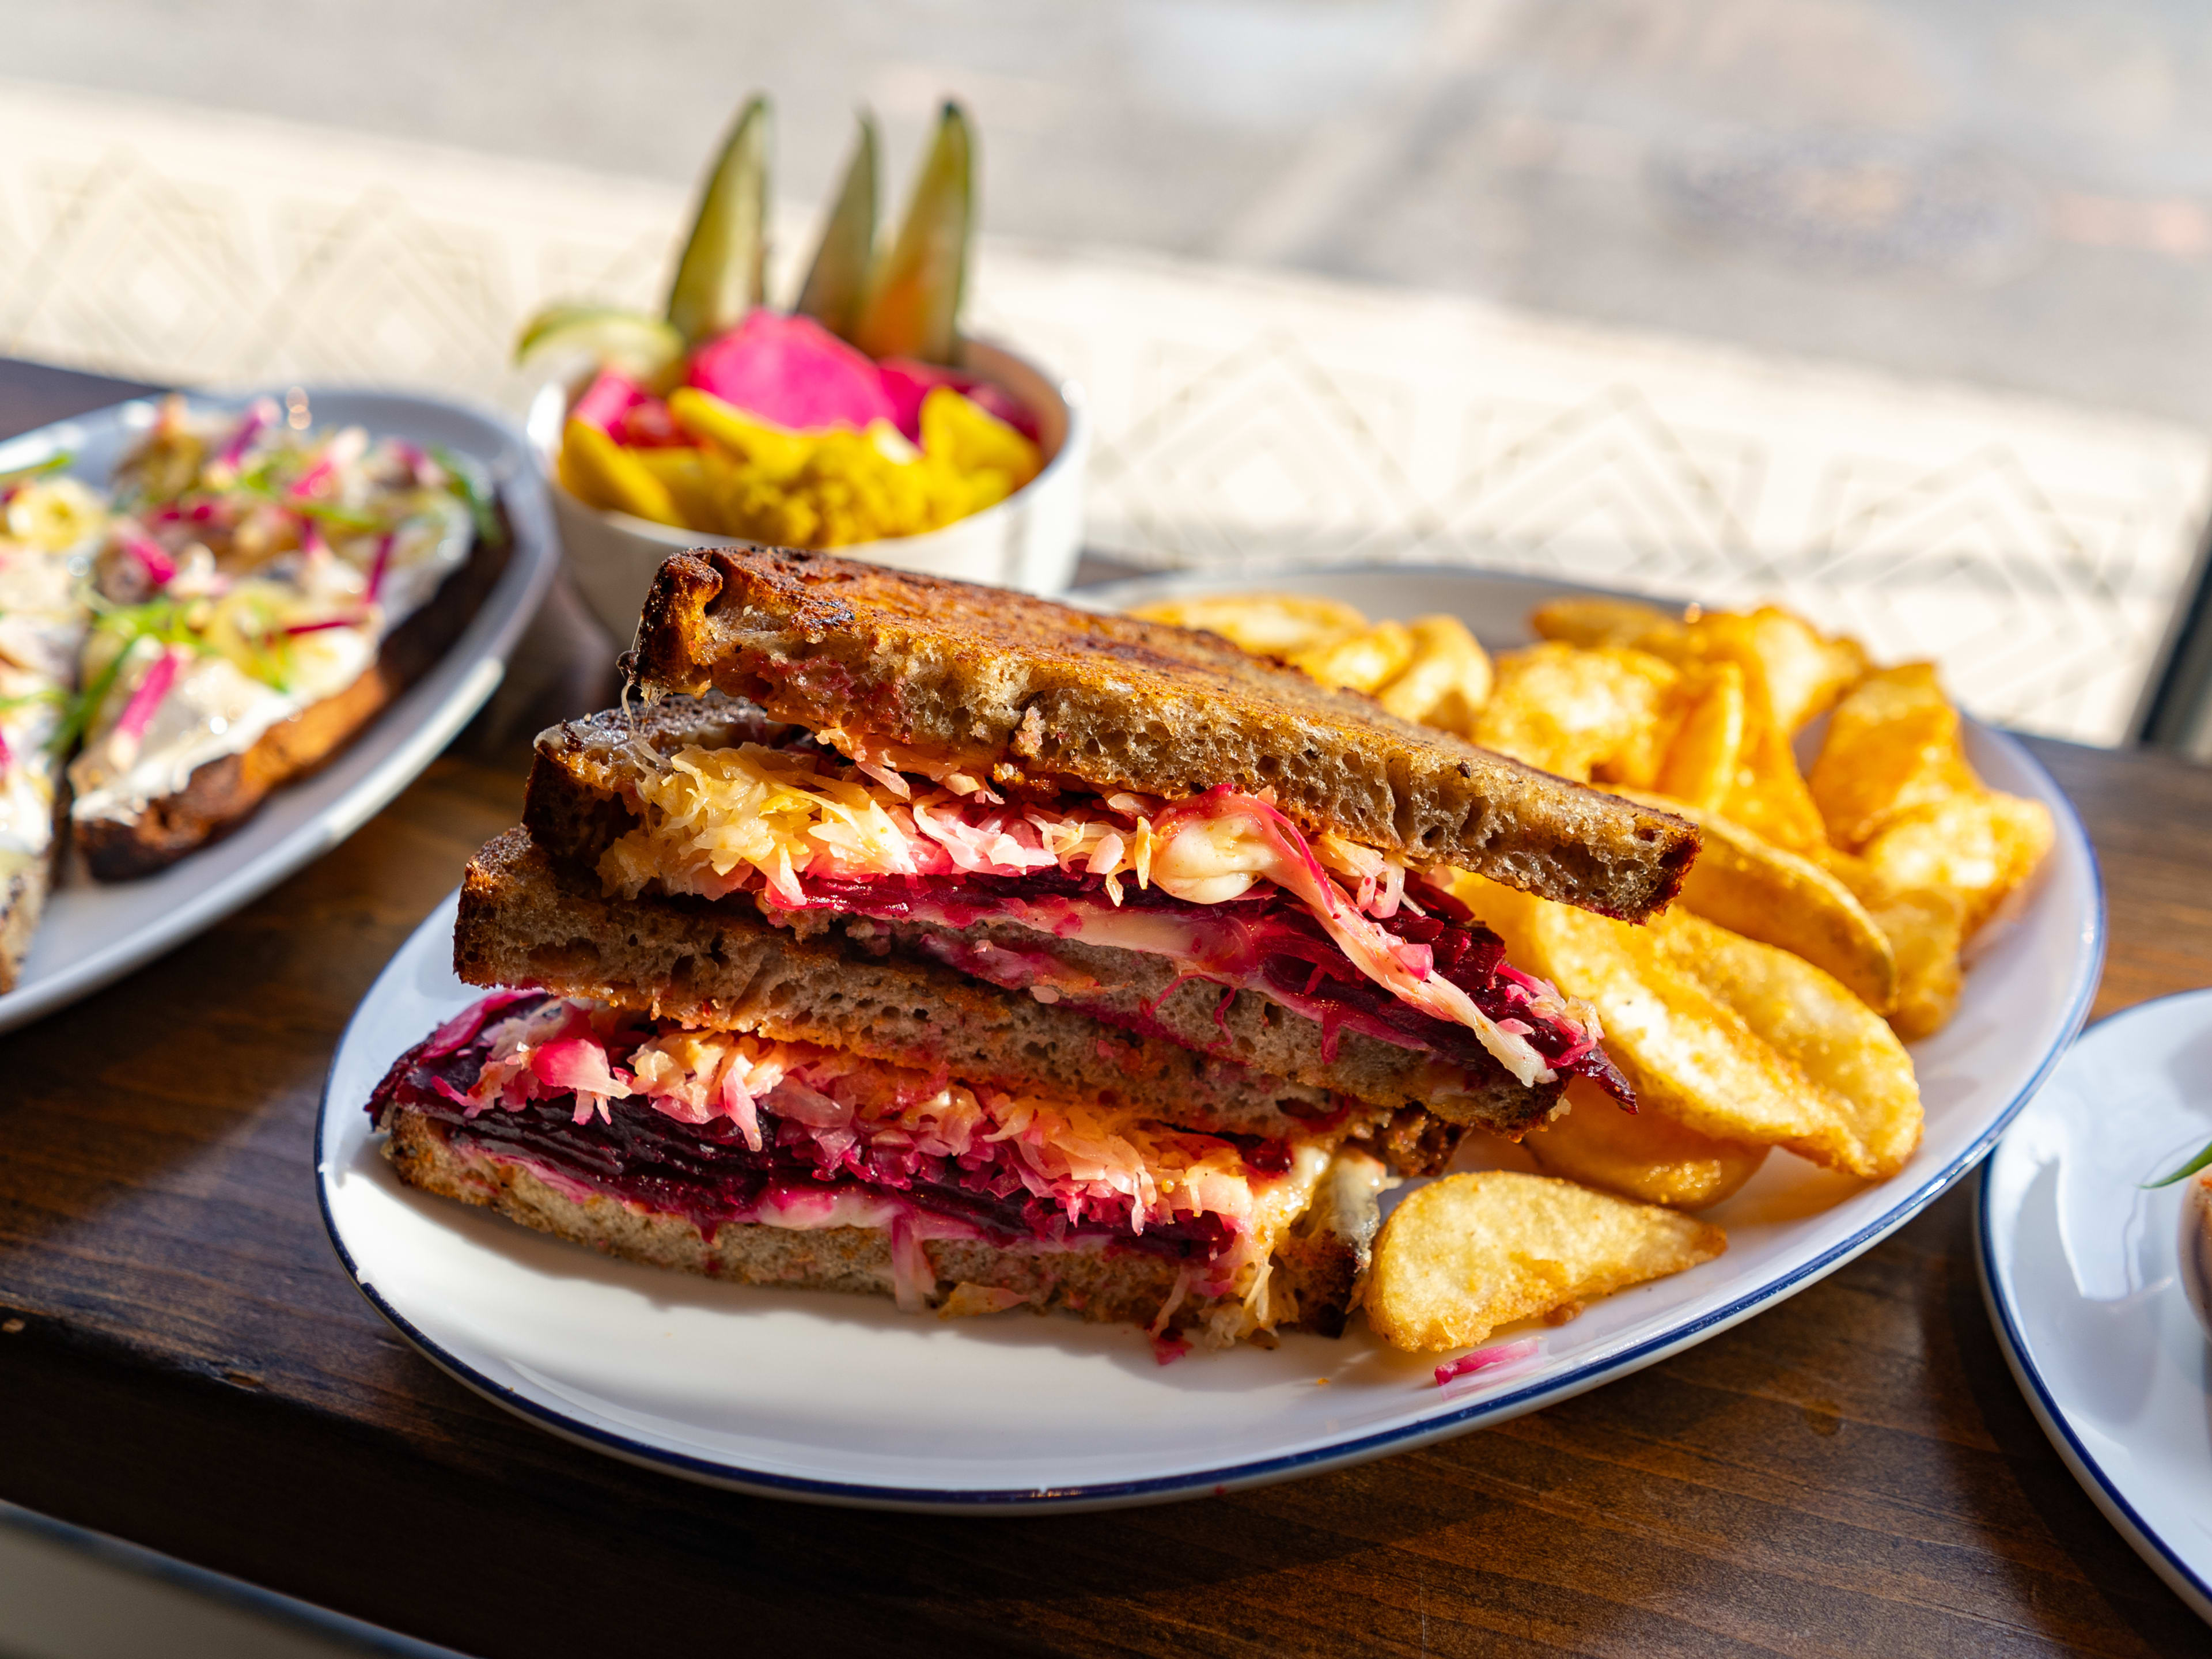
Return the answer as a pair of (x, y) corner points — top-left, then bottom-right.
(1366, 1170), (1725, 1351)
(1473, 642), (1677, 784)
(1614, 789), (1897, 1013)
(1860, 789), (2054, 937)
(1653, 911), (1923, 1179)
(1530, 595), (1681, 650)
(1290, 620), (1415, 694)
(1818, 852), (1966, 1042)
(1377, 614), (1493, 734)
(1740, 605), (1868, 736)
(1809, 663), (1980, 850)
(1653, 661), (1746, 812)
(1128, 592), (1368, 660)
(1457, 874), (1922, 1178)
(1525, 1075), (1769, 1209)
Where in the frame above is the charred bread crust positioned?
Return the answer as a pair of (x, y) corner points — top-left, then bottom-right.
(378, 1104), (1360, 1337)
(77, 524), (511, 881)
(455, 827), (1388, 1142)
(516, 699), (1559, 1139)
(625, 546), (1698, 920)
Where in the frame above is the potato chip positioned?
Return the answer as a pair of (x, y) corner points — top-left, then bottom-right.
(1127, 593), (1365, 660)
(1653, 911), (1922, 1178)
(1808, 663), (1980, 850)
(1290, 620), (1415, 694)
(1377, 614), (1493, 733)
(1529, 596), (1681, 650)
(1741, 605), (1868, 735)
(1623, 611), (1827, 852)
(1459, 874), (1921, 1178)
(1472, 642), (1677, 783)
(1652, 662), (1745, 812)
(1860, 789), (2055, 937)
(1616, 789), (1896, 1012)
(1853, 883), (1962, 1041)
(1524, 1075), (1768, 1210)
(1366, 1171), (1725, 1351)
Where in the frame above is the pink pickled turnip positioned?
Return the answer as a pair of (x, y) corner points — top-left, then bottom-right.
(685, 310), (895, 434)
(570, 369), (653, 435)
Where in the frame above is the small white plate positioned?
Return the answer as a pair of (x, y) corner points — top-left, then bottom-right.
(0, 389), (558, 1035)
(319, 565), (2102, 1511)
(1979, 988), (2212, 1626)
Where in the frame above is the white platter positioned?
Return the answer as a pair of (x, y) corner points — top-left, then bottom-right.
(1979, 987), (2212, 1626)
(0, 389), (558, 1036)
(318, 565), (2101, 1511)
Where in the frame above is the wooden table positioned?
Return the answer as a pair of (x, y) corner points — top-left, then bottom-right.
(2, 361), (2207, 1659)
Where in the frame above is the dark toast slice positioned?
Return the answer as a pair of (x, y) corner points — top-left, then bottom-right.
(626, 546), (1698, 920)
(74, 527), (510, 881)
(516, 699), (1556, 1141)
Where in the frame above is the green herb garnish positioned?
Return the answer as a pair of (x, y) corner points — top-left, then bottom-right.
(429, 445), (506, 547)
(2145, 1138), (2212, 1189)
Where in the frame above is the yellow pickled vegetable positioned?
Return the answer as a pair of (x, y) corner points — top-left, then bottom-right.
(560, 419), (681, 525)
(561, 386), (1042, 549)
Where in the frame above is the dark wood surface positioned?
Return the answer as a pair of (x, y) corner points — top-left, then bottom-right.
(1, 361), (2207, 1659)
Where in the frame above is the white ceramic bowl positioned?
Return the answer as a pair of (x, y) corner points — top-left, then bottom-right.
(528, 338), (1088, 642)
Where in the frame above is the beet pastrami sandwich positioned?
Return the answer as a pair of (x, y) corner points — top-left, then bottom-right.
(367, 546), (1699, 1346)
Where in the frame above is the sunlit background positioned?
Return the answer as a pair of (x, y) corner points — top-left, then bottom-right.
(6, 0), (2212, 747)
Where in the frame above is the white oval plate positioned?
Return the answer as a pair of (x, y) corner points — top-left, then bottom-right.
(318, 566), (2102, 1511)
(0, 389), (558, 1035)
(1979, 988), (2212, 1626)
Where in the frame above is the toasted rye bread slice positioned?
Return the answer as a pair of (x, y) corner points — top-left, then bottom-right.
(74, 527), (510, 881)
(626, 546), (1698, 920)
(516, 701), (1554, 1140)
(379, 1105), (1368, 1339)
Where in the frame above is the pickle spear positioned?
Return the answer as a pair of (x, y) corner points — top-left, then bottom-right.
(794, 111), (879, 342)
(665, 96), (771, 345)
(852, 101), (972, 365)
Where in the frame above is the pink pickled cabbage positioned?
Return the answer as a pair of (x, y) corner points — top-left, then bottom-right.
(1433, 1337), (1541, 1387)
(570, 368), (651, 434)
(452, 998), (1272, 1249)
(422, 989), (539, 1059)
(685, 310), (896, 434)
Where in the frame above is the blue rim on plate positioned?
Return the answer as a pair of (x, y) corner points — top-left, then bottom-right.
(1976, 988), (2212, 1623)
(315, 719), (2104, 1512)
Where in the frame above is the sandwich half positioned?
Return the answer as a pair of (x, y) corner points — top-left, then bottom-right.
(543, 546), (1697, 1136)
(371, 988), (1397, 1344)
